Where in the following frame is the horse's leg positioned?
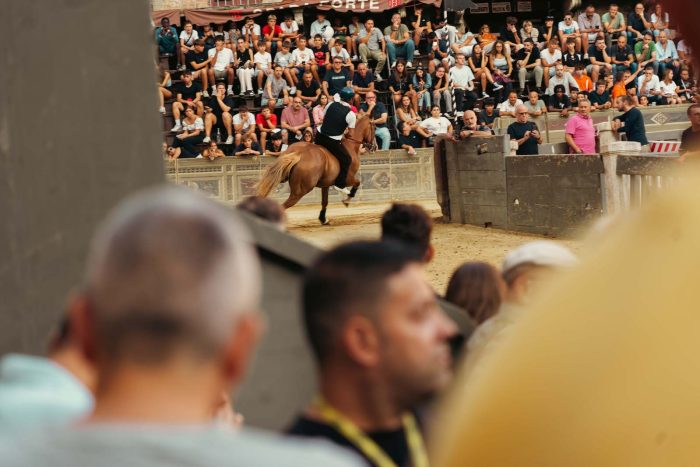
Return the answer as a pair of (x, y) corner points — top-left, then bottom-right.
(342, 176), (361, 207)
(318, 187), (330, 225)
(283, 194), (302, 209)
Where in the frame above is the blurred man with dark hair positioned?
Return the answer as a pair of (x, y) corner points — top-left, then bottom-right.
(2, 186), (361, 467)
(0, 315), (94, 430)
(680, 104), (700, 156)
(289, 241), (456, 466)
(237, 196), (286, 230)
(381, 203), (434, 262)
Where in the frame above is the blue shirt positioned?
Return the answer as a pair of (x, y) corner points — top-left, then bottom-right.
(0, 354), (93, 431)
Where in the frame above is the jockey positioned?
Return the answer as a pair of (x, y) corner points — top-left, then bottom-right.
(315, 86), (357, 189)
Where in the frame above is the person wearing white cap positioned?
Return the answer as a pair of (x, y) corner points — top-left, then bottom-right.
(466, 240), (577, 353)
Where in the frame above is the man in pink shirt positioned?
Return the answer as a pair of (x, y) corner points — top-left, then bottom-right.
(281, 97), (312, 142)
(564, 99), (596, 154)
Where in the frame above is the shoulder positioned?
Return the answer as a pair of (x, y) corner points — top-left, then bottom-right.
(3, 426), (364, 467)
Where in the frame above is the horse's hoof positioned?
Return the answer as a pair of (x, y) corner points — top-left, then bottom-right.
(320, 219), (331, 226)
(342, 198), (351, 207)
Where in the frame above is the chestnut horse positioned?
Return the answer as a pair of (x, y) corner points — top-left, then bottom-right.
(256, 115), (375, 224)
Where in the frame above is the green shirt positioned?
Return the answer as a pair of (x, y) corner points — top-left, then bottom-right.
(634, 41), (653, 61)
(602, 12), (625, 30)
(383, 24), (409, 42)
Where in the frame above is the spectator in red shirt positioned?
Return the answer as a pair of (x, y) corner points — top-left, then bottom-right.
(256, 107), (283, 149)
(262, 14), (283, 55)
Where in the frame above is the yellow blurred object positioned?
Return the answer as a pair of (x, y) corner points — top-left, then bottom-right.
(431, 161), (700, 466)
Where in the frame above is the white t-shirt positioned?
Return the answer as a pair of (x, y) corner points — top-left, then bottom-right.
(274, 51), (293, 68)
(291, 48), (314, 65)
(540, 48), (562, 66)
(183, 117), (204, 131)
(280, 21), (299, 35)
(213, 30), (229, 41)
(311, 19), (333, 41)
(420, 116), (451, 135)
(659, 80), (677, 96)
(179, 29), (199, 46)
(678, 40), (692, 56)
(448, 65), (475, 88)
(558, 21), (579, 35)
(638, 75), (661, 95)
(254, 51), (273, 69)
(435, 24), (456, 41)
(348, 23), (366, 36)
(233, 113), (256, 131)
(650, 12), (669, 25)
(208, 47), (234, 72)
(498, 99), (524, 113)
(330, 47), (351, 62)
(244, 24), (261, 37)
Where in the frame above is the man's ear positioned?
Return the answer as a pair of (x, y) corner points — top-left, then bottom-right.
(341, 315), (380, 368)
(220, 312), (265, 387)
(424, 243), (435, 263)
(67, 294), (98, 366)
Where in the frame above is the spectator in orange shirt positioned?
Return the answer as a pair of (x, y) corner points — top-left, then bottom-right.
(572, 64), (594, 94)
(612, 69), (642, 101)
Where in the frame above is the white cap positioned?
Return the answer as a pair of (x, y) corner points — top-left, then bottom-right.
(502, 240), (578, 273)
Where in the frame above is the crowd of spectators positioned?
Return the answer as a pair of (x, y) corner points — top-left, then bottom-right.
(156, 3), (697, 158)
(0, 188), (585, 466)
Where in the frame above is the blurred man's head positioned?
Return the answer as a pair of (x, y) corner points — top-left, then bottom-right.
(303, 241), (456, 409)
(70, 185), (261, 421)
(381, 203), (434, 263)
(502, 241), (577, 305)
(237, 196), (286, 231)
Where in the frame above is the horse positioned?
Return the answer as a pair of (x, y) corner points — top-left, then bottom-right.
(256, 114), (376, 225)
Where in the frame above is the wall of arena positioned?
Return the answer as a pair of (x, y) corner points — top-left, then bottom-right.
(436, 136), (681, 237)
(166, 147), (437, 205)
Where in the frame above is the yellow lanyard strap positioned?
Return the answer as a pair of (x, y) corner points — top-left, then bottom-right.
(313, 397), (429, 467)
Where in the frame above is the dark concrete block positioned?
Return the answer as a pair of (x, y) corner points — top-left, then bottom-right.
(0, 0), (164, 355)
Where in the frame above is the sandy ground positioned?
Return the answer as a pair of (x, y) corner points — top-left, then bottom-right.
(287, 201), (583, 292)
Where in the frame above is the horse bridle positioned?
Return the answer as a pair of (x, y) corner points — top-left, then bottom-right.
(346, 121), (377, 153)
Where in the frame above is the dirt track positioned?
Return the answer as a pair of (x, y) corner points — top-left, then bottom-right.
(288, 207), (583, 292)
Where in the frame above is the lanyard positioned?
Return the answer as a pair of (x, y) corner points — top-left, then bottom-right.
(313, 397), (429, 467)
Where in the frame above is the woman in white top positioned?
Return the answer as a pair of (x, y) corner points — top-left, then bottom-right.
(520, 21), (540, 48)
(417, 105), (453, 139)
(659, 69), (681, 104)
(651, 4), (670, 38)
(489, 40), (513, 86)
(451, 28), (476, 56)
(169, 107), (205, 159)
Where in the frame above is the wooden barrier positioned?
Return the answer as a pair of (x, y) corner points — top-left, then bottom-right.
(166, 148), (437, 206)
(600, 146), (680, 215)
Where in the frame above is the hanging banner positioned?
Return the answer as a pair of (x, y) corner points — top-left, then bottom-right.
(156, 0), (442, 24)
(491, 1), (511, 13)
(516, 1), (531, 12)
(469, 3), (490, 14)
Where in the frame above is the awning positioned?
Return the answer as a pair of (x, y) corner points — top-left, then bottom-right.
(152, 9), (181, 27)
(152, 0), (441, 25)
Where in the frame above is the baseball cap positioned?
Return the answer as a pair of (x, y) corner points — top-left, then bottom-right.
(502, 241), (578, 272)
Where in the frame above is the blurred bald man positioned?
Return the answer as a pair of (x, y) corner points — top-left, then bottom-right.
(1, 185), (361, 467)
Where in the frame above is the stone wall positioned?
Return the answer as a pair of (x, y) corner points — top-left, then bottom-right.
(166, 148), (437, 205)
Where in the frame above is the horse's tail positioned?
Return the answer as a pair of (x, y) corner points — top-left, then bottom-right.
(256, 152), (302, 197)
